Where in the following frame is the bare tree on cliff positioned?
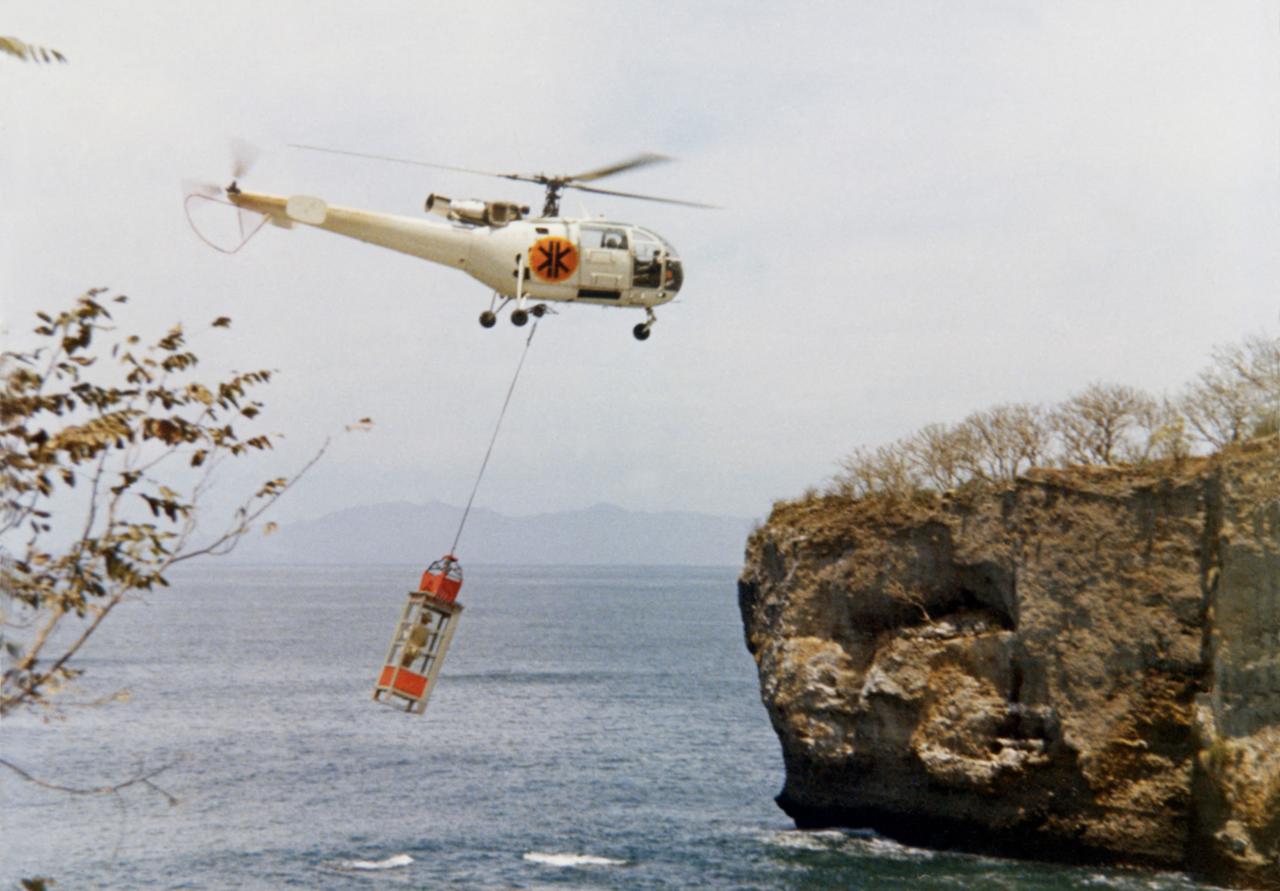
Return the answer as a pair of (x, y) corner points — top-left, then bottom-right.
(1050, 382), (1157, 467)
(1132, 398), (1196, 463)
(1219, 333), (1280, 437)
(835, 443), (919, 500)
(1, 290), (333, 720)
(1180, 333), (1280, 448)
(825, 333), (1277, 509)
(904, 422), (975, 491)
(959, 403), (1051, 483)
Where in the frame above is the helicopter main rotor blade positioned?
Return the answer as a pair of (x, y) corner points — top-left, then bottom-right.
(287, 144), (716, 208)
(568, 182), (720, 209)
(565, 152), (670, 184)
(288, 143), (539, 184)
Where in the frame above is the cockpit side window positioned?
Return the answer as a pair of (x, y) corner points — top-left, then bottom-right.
(633, 238), (658, 262)
(632, 232), (662, 288)
(629, 227), (682, 293)
(581, 226), (629, 251)
(634, 228), (679, 260)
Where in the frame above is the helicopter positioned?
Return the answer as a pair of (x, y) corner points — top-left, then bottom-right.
(187, 148), (713, 341)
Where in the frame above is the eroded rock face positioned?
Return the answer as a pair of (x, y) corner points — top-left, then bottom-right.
(739, 441), (1280, 888)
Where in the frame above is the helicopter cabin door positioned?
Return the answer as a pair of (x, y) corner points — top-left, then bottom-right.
(576, 225), (631, 301)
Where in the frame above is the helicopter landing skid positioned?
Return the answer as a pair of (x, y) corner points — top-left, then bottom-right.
(479, 293), (553, 330)
(479, 293), (508, 328)
(633, 307), (657, 342)
(509, 252), (532, 327)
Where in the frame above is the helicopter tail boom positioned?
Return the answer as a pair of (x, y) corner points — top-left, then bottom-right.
(228, 188), (473, 270)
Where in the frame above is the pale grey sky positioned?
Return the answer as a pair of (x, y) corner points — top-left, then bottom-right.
(4, 1), (1277, 522)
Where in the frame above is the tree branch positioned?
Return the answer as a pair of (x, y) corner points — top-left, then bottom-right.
(0, 755), (180, 805)
(170, 437), (330, 564)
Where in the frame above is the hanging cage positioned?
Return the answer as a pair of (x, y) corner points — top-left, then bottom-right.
(372, 555), (464, 714)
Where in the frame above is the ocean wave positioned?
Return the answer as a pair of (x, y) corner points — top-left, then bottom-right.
(1080, 870), (1213, 890)
(758, 828), (935, 861)
(523, 851), (627, 867)
(335, 853), (414, 871)
(854, 835), (938, 862)
(757, 829), (849, 851)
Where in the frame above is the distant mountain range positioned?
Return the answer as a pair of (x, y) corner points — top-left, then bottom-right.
(228, 501), (758, 566)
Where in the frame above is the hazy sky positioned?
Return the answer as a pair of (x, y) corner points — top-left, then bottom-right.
(4, 2), (1277, 524)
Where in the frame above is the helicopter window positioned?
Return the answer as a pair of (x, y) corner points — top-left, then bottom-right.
(635, 227), (679, 260)
(581, 226), (628, 251)
(633, 234), (658, 257)
(632, 237), (663, 288)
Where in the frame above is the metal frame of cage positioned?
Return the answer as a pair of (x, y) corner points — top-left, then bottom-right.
(372, 591), (463, 714)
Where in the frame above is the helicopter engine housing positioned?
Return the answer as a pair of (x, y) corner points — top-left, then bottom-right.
(425, 194), (529, 227)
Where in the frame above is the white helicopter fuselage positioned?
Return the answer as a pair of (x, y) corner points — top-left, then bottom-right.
(227, 189), (684, 311)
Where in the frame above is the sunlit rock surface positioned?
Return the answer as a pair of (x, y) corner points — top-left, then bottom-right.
(739, 440), (1280, 889)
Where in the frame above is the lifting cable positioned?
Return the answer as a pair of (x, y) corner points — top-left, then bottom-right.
(449, 321), (539, 555)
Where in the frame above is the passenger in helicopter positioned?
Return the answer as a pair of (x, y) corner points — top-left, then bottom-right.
(633, 250), (663, 288)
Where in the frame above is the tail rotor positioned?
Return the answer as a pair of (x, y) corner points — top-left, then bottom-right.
(183, 139), (267, 254)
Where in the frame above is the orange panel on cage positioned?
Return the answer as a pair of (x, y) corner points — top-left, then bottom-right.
(418, 554), (463, 602)
(378, 666), (428, 698)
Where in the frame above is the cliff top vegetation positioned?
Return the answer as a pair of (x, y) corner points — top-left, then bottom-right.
(779, 331), (1279, 520)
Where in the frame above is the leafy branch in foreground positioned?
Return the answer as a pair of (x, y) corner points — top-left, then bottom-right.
(0, 36), (67, 64)
(1, 289), (326, 718)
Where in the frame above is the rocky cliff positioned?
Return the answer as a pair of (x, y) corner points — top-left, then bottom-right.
(739, 440), (1280, 888)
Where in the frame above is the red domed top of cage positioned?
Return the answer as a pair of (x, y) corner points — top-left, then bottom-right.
(418, 554), (463, 602)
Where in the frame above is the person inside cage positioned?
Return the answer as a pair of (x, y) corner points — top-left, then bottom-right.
(400, 611), (433, 668)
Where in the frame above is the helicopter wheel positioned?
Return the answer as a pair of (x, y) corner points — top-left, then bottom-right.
(633, 323), (651, 342)
(511, 308), (529, 327)
(531, 303), (548, 318)
(479, 311), (497, 328)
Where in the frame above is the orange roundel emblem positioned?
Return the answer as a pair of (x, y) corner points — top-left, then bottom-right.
(530, 236), (578, 283)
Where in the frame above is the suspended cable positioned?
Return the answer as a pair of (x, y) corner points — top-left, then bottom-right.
(449, 321), (539, 555)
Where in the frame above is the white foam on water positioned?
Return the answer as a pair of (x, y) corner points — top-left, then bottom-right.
(757, 829), (847, 851)
(339, 853), (414, 871)
(1081, 870), (1219, 890)
(523, 851), (627, 867)
(757, 828), (937, 861)
(852, 834), (938, 862)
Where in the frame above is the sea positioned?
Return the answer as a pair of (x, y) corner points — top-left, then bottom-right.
(1, 565), (1225, 890)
